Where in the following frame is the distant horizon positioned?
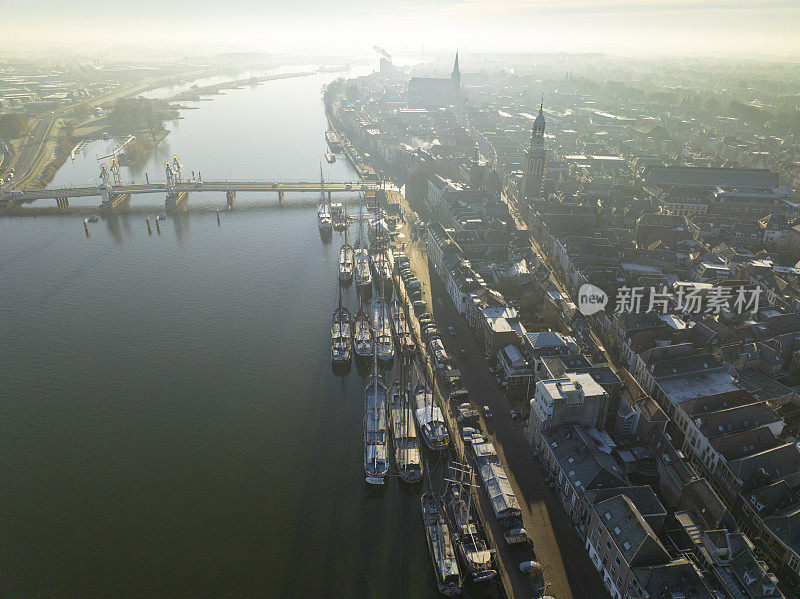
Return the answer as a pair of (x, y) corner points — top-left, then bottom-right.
(3, 0), (800, 58)
(1, 45), (799, 65)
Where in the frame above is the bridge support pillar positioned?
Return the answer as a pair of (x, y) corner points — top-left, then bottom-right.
(56, 197), (69, 211)
(166, 191), (189, 212)
(277, 190), (285, 206)
(327, 190), (332, 202)
(226, 190), (235, 207)
(100, 192), (130, 214)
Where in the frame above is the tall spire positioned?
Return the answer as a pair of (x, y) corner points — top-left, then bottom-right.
(451, 51), (460, 84)
(531, 95), (546, 142)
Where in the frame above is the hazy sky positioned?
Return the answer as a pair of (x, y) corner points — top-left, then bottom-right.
(3, 0), (800, 57)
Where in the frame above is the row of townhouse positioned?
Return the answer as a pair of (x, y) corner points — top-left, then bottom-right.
(536, 424), (723, 599)
(525, 198), (794, 596)
(605, 308), (800, 591)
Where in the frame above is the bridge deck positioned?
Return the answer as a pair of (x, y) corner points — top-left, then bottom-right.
(2, 181), (379, 202)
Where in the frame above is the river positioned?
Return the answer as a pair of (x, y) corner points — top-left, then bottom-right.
(1, 64), (503, 598)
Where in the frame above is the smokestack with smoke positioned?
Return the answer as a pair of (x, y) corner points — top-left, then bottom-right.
(372, 46), (392, 62)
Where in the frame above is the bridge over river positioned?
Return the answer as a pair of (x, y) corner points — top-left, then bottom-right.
(1, 154), (380, 211)
(1, 180), (380, 211)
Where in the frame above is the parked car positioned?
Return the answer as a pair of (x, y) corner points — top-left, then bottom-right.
(510, 409), (518, 420)
(503, 526), (532, 549)
(519, 561), (545, 596)
(449, 388), (469, 403)
(448, 326), (456, 337)
(483, 405), (492, 418)
(461, 427), (480, 443)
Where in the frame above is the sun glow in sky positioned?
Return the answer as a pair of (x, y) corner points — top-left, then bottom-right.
(4, 0), (800, 56)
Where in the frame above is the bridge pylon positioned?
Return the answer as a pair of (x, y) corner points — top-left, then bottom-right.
(110, 157), (122, 186)
(165, 155), (188, 211)
(226, 190), (235, 207)
(97, 163), (127, 213)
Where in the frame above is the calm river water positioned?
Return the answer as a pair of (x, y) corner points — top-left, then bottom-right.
(1, 64), (502, 598)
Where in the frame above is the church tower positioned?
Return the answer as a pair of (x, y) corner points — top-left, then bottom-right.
(522, 99), (546, 200)
(451, 51), (460, 90)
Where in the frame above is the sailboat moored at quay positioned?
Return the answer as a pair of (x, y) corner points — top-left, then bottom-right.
(331, 288), (352, 364)
(370, 298), (395, 363)
(444, 464), (496, 583)
(353, 297), (373, 361)
(413, 361), (449, 451)
(364, 341), (389, 485)
(338, 224), (354, 284)
(389, 356), (422, 484)
(421, 491), (462, 597)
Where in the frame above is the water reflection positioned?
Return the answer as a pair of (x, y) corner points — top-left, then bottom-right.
(171, 211), (191, 244)
(102, 212), (133, 246)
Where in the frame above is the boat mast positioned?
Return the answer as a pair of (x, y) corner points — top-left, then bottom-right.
(372, 303), (379, 474)
(356, 200), (363, 248)
(400, 354), (407, 468)
(426, 354), (432, 419)
(466, 465), (479, 548)
(379, 279), (385, 347)
(447, 462), (481, 552)
(337, 285), (344, 328)
(319, 163), (327, 207)
(435, 499), (447, 585)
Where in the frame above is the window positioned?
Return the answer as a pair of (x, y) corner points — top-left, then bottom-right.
(789, 553), (800, 573)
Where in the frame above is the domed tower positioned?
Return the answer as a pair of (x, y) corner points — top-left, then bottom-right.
(522, 98), (547, 200)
